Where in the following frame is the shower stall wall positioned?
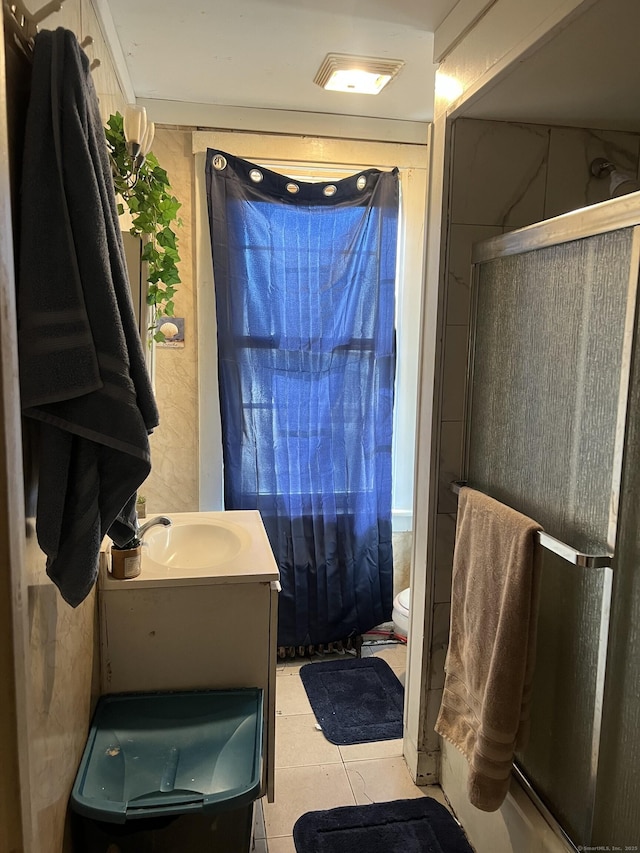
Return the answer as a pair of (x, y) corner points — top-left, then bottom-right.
(462, 195), (640, 849)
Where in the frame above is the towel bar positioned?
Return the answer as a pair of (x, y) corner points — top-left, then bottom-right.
(450, 482), (613, 569)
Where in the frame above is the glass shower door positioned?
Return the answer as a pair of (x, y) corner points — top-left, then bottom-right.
(467, 225), (638, 845)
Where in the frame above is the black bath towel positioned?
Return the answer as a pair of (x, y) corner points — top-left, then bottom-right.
(18, 29), (159, 606)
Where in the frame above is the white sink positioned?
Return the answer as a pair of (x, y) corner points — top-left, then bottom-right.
(143, 517), (252, 570)
(101, 510), (279, 588)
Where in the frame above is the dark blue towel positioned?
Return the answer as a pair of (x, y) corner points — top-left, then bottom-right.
(18, 29), (159, 606)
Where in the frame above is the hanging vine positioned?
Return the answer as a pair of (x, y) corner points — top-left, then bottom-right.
(105, 112), (182, 342)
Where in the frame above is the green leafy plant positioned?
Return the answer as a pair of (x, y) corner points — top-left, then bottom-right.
(105, 112), (182, 342)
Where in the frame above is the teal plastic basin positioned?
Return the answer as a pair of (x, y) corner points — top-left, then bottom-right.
(71, 689), (263, 824)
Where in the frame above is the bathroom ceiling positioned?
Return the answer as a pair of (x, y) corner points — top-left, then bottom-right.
(102, 0), (640, 132)
(462, 0), (640, 133)
(103, 0), (460, 123)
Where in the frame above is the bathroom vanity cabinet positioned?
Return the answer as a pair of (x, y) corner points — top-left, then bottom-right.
(98, 510), (280, 802)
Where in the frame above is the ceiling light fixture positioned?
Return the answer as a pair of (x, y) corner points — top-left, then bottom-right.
(314, 53), (404, 95)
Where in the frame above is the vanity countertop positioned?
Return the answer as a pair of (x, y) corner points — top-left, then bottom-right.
(100, 510), (279, 590)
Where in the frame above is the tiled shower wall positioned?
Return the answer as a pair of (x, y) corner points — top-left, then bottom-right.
(427, 117), (640, 757)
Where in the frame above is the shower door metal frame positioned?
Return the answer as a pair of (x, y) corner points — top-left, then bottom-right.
(460, 192), (640, 849)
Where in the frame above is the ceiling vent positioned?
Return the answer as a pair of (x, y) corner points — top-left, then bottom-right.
(313, 53), (404, 95)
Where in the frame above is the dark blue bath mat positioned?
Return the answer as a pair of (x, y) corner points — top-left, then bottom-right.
(293, 797), (474, 853)
(299, 656), (403, 744)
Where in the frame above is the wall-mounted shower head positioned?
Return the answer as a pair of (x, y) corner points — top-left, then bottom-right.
(590, 157), (640, 198)
(590, 157), (615, 178)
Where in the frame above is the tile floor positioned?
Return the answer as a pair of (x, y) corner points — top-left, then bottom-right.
(253, 639), (450, 853)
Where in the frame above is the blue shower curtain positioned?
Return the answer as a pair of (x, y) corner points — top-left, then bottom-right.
(205, 149), (399, 648)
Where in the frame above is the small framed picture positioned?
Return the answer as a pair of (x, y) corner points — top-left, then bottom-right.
(156, 316), (185, 348)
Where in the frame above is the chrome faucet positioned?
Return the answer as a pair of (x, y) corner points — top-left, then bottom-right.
(137, 515), (172, 538)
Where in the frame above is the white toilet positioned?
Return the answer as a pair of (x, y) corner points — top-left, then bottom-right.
(392, 587), (411, 638)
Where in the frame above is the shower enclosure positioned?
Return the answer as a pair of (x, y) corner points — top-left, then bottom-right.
(462, 195), (640, 849)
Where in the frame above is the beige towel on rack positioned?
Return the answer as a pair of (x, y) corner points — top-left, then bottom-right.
(435, 486), (542, 812)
